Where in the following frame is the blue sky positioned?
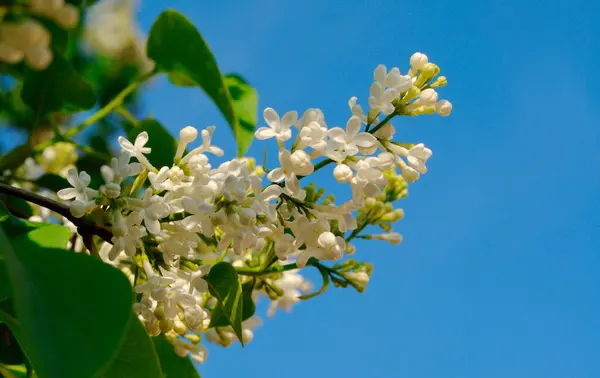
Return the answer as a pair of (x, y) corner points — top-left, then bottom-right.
(136, 1), (600, 377)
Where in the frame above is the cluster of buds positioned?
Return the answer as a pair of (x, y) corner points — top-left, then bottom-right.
(33, 52), (453, 364)
(0, 0), (79, 70)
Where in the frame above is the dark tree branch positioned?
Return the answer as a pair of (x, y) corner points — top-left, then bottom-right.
(0, 182), (113, 244)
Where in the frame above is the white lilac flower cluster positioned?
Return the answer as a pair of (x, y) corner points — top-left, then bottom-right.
(53, 52), (451, 364)
(83, 0), (154, 72)
(0, 0), (79, 70)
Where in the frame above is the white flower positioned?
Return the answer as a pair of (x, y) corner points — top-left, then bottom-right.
(255, 108), (297, 142)
(327, 116), (377, 161)
(118, 131), (153, 170)
(410, 52), (429, 70)
(348, 97), (367, 123)
(101, 150), (143, 184)
(406, 143), (432, 174)
(299, 108), (327, 129)
(436, 100), (452, 116)
(153, 287), (196, 319)
(251, 180), (281, 221)
(109, 213), (143, 260)
(368, 65), (399, 115)
(319, 201), (358, 232)
(385, 67), (413, 94)
(267, 149), (312, 199)
(333, 164), (353, 183)
(297, 231), (345, 267)
(134, 188), (169, 234)
(297, 121), (328, 152)
(57, 168), (98, 201)
(266, 270), (312, 317)
(181, 196), (214, 237)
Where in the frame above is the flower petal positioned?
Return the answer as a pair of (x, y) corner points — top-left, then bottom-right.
(281, 111), (298, 128)
(135, 131), (149, 148)
(267, 168), (285, 183)
(57, 188), (77, 200)
(345, 116), (362, 138)
(255, 127), (276, 140)
(118, 136), (135, 151)
(263, 107), (280, 128)
(353, 132), (377, 147)
(66, 168), (79, 187)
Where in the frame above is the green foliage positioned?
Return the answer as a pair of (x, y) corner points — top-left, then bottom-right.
(147, 10), (257, 156)
(210, 280), (256, 327)
(0, 223), (133, 378)
(0, 195), (33, 220)
(223, 74), (259, 156)
(205, 262), (244, 344)
(153, 336), (201, 378)
(101, 314), (162, 378)
(21, 52), (96, 116)
(125, 118), (177, 169)
(35, 174), (70, 193)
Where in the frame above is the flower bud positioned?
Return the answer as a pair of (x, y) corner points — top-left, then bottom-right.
(102, 182), (121, 199)
(436, 100), (453, 116)
(410, 52), (429, 70)
(430, 76), (447, 88)
(24, 45), (53, 71)
(419, 88), (438, 105)
(30, 0), (64, 12)
(0, 43), (24, 64)
(290, 150), (313, 175)
(52, 4), (80, 29)
(333, 164), (353, 183)
(175, 126), (199, 162)
(146, 319), (161, 336)
(242, 329), (254, 344)
(159, 318), (174, 333)
(401, 166), (420, 183)
(180, 126), (198, 143)
(370, 232), (403, 245)
(317, 231), (337, 250)
(69, 200), (87, 218)
(414, 63), (439, 87)
(400, 86), (420, 105)
(411, 105), (436, 116)
(345, 271), (370, 285)
(173, 319), (187, 335)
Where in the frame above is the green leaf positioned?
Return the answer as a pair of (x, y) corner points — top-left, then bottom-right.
(24, 224), (71, 249)
(205, 262), (243, 344)
(100, 314), (162, 378)
(147, 10), (245, 155)
(210, 280), (255, 327)
(0, 364), (27, 378)
(223, 74), (258, 156)
(0, 225), (132, 378)
(35, 174), (69, 193)
(124, 118), (177, 169)
(152, 336), (201, 378)
(21, 52), (96, 116)
(0, 195), (33, 220)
